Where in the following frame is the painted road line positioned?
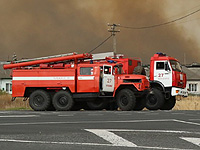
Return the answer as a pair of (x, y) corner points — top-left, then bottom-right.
(0, 139), (110, 147)
(0, 138), (195, 150)
(0, 119), (175, 126)
(180, 137), (200, 147)
(0, 115), (39, 118)
(85, 129), (200, 149)
(85, 129), (137, 147)
(174, 119), (200, 126)
(105, 129), (199, 134)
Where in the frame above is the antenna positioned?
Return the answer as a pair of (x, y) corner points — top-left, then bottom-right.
(108, 23), (120, 55)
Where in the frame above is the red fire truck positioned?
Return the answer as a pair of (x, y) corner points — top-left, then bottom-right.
(3, 52), (150, 111)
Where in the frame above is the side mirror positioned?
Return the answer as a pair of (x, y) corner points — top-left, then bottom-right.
(165, 62), (170, 71)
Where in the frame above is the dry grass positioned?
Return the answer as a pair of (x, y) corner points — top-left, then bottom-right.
(0, 93), (31, 110)
(173, 95), (200, 110)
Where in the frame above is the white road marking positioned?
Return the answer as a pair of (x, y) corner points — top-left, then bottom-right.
(105, 129), (199, 134)
(0, 115), (39, 118)
(0, 138), (194, 150)
(0, 119), (174, 126)
(0, 129), (198, 150)
(180, 137), (200, 147)
(0, 139), (110, 147)
(174, 119), (200, 126)
(85, 129), (137, 147)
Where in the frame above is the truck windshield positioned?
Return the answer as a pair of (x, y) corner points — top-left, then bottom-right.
(169, 60), (182, 72)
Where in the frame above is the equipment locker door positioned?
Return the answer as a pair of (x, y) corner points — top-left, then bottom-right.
(102, 65), (114, 92)
(77, 66), (96, 92)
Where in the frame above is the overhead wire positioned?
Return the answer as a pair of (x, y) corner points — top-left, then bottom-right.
(87, 5), (200, 53)
(120, 7), (200, 30)
(88, 34), (112, 53)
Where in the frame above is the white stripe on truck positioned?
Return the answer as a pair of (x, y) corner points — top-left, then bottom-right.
(78, 76), (94, 80)
(13, 76), (75, 81)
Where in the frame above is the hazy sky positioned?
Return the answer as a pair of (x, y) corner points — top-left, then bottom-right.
(0, 0), (200, 64)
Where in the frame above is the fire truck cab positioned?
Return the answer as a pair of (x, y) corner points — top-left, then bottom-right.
(146, 53), (188, 110)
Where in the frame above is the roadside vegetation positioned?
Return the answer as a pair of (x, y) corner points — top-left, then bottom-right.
(0, 90), (30, 110)
(173, 94), (200, 110)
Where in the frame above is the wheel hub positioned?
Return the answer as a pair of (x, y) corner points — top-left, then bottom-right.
(58, 96), (68, 106)
(33, 95), (44, 106)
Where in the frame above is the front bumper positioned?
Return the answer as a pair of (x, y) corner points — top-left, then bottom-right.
(171, 87), (188, 97)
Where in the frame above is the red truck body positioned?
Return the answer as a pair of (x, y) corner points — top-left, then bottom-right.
(4, 52), (149, 111)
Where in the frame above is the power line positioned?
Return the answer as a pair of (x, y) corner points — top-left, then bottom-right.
(120, 7), (200, 30)
(88, 34), (112, 53)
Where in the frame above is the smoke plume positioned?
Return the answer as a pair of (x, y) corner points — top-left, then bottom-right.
(0, 0), (199, 64)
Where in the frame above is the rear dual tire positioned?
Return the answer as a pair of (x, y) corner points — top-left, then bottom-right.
(52, 91), (74, 111)
(29, 90), (51, 111)
(145, 88), (165, 110)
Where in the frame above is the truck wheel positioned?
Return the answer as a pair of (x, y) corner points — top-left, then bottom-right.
(116, 89), (136, 111)
(133, 97), (146, 111)
(87, 98), (108, 110)
(29, 90), (51, 111)
(146, 88), (165, 110)
(160, 96), (176, 110)
(52, 91), (74, 111)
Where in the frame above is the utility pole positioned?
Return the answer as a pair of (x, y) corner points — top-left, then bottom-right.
(108, 23), (120, 55)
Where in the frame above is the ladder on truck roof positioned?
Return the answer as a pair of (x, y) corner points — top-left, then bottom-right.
(3, 52), (92, 69)
(14, 52), (77, 63)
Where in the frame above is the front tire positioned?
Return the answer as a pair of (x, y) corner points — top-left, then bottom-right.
(146, 88), (165, 110)
(52, 91), (74, 111)
(29, 90), (51, 111)
(116, 89), (136, 111)
(160, 96), (176, 110)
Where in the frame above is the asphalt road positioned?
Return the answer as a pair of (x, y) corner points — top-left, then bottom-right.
(0, 110), (199, 150)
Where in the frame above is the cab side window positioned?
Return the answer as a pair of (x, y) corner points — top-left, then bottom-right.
(104, 66), (111, 74)
(80, 67), (93, 75)
(156, 62), (164, 70)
